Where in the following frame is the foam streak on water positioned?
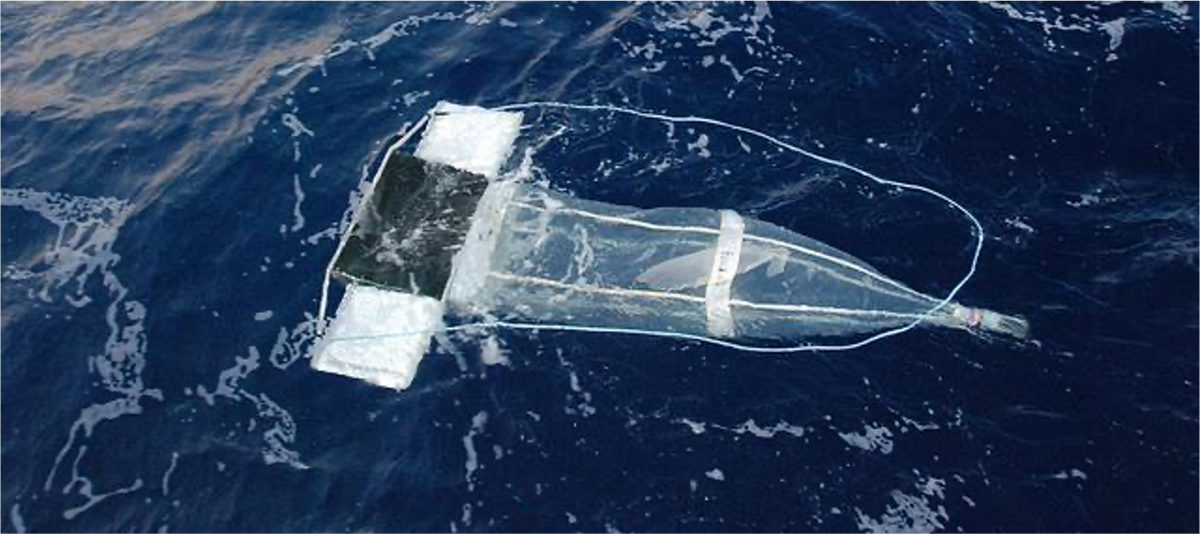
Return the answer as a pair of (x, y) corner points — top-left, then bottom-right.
(1, 189), (163, 519)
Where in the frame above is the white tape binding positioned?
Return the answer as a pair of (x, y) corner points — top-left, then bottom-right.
(705, 210), (744, 337)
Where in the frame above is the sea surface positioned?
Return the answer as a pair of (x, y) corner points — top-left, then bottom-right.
(2, 2), (1197, 532)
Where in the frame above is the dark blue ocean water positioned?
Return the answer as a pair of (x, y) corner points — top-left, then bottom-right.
(2, 2), (1197, 532)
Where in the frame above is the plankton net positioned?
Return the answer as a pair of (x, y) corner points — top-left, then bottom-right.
(311, 102), (1028, 390)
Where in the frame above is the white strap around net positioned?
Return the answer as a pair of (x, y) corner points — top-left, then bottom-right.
(318, 102), (985, 354)
(704, 210), (744, 338)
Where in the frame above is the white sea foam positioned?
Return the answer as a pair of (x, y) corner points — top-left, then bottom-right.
(279, 6), (497, 75)
(460, 503), (473, 529)
(161, 452), (179, 496)
(402, 90), (431, 107)
(855, 476), (950, 533)
(1162, 2), (1189, 17)
(983, 2), (1153, 56)
(1004, 216), (1036, 234)
(984, 2), (1092, 34)
(268, 314), (324, 369)
(61, 446), (145, 521)
(839, 424), (895, 454)
(281, 113), (314, 137)
(1051, 468), (1088, 481)
(5, 188), (169, 521)
(9, 504), (25, 534)
(1100, 18), (1126, 61)
(719, 54), (743, 82)
(1066, 193), (1101, 208)
(687, 132), (712, 158)
(196, 346), (308, 469)
(556, 349), (596, 417)
(463, 411), (488, 491)
(676, 416), (807, 439)
(480, 335), (511, 367)
(679, 418), (707, 434)
(1, 188), (131, 306)
(289, 173), (306, 232)
(728, 419), (806, 438)
(240, 389), (307, 468)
